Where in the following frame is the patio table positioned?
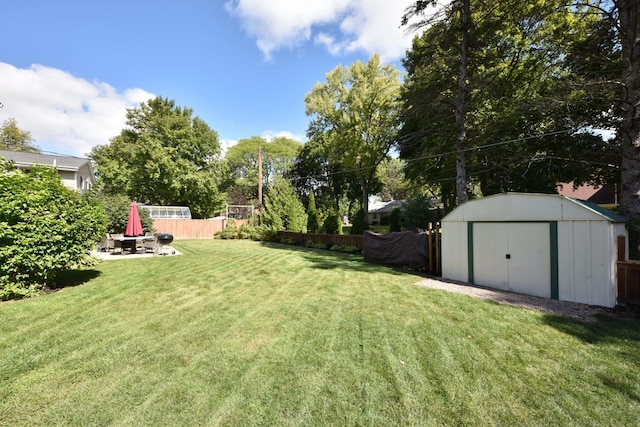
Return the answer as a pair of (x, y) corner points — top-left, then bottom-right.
(114, 236), (148, 254)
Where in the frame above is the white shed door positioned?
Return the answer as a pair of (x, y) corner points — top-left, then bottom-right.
(473, 223), (550, 298)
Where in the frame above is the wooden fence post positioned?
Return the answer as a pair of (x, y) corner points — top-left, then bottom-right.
(428, 222), (434, 273)
(618, 235), (626, 262)
(435, 222), (441, 274)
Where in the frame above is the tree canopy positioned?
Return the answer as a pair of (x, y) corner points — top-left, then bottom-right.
(91, 97), (225, 218)
(305, 53), (402, 220)
(0, 118), (39, 153)
(399, 0), (619, 211)
(223, 136), (302, 204)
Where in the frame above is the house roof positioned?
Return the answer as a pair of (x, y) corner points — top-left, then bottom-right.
(369, 199), (406, 214)
(0, 149), (92, 172)
(556, 182), (617, 205)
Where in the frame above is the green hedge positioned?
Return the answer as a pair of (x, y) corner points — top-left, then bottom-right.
(0, 162), (107, 299)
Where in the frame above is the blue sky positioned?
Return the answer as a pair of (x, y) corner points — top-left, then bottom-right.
(0, 0), (429, 157)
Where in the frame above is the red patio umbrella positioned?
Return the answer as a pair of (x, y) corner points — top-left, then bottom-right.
(125, 202), (144, 236)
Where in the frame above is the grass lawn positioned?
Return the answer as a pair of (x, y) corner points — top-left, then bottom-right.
(1, 239), (639, 426)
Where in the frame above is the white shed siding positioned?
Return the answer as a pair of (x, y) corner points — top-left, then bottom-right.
(557, 220), (614, 307)
(441, 221), (468, 282)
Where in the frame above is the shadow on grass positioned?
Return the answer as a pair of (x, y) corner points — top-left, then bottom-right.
(50, 269), (101, 290)
(259, 241), (427, 278)
(542, 312), (640, 346)
(596, 372), (640, 403)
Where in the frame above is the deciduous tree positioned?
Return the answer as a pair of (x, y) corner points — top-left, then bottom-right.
(223, 135), (302, 204)
(305, 54), (402, 221)
(91, 97), (224, 218)
(399, 1), (613, 207)
(0, 118), (39, 152)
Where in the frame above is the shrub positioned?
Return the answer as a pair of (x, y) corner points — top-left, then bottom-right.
(0, 163), (108, 300)
(304, 240), (328, 250)
(330, 244), (361, 254)
(350, 208), (368, 235)
(323, 209), (342, 234)
(389, 207), (402, 232)
(401, 196), (440, 230)
(307, 191), (320, 233)
(215, 224), (272, 241)
(88, 192), (154, 234)
(215, 224), (241, 239)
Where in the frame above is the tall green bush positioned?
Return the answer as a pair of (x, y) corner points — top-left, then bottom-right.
(401, 196), (439, 230)
(389, 207), (402, 232)
(263, 177), (307, 232)
(307, 191), (320, 233)
(323, 208), (342, 235)
(89, 192), (154, 234)
(350, 208), (369, 235)
(0, 162), (107, 299)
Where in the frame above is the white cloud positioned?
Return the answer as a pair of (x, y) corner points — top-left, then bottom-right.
(225, 0), (418, 62)
(261, 129), (306, 143)
(0, 63), (154, 157)
(219, 138), (239, 155)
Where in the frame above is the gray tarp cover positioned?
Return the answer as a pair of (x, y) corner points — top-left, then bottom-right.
(363, 230), (429, 269)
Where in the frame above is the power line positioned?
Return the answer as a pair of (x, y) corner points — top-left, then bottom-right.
(289, 127), (615, 183)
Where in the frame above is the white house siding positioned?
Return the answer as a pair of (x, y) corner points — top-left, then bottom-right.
(58, 170), (76, 190)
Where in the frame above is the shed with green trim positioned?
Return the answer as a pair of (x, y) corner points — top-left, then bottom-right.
(441, 193), (627, 308)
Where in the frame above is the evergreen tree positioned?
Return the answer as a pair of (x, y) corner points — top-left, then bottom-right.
(323, 208), (342, 235)
(263, 177), (307, 232)
(389, 208), (402, 232)
(350, 208), (369, 235)
(307, 191), (320, 233)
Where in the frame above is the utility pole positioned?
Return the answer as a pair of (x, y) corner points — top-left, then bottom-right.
(257, 147), (263, 211)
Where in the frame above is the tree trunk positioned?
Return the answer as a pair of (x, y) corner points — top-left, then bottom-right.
(362, 179), (369, 225)
(618, 0), (640, 223)
(454, 0), (471, 205)
(615, 0), (640, 258)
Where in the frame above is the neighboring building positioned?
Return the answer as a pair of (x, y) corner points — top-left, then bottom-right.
(557, 182), (618, 208)
(368, 199), (406, 225)
(0, 149), (95, 191)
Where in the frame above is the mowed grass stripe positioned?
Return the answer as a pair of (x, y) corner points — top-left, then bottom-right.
(0, 239), (639, 426)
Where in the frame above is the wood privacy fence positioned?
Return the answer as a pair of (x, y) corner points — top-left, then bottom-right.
(276, 222), (442, 275)
(617, 235), (640, 306)
(153, 219), (249, 239)
(277, 231), (364, 248)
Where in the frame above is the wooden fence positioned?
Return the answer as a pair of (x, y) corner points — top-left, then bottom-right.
(276, 222), (442, 275)
(617, 235), (640, 306)
(277, 231), (364, 248)
(426, 222), (442, 275)
(153, 219), (249, 239)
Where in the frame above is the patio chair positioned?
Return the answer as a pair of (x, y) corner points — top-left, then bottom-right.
(142, 235), (158, 254)
(110, 234), (124, 254)
(98, 234), (114, 252)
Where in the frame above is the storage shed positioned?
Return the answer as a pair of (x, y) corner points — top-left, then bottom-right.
(441, 193), (627, 308)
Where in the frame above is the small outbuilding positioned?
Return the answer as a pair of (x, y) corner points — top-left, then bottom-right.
(441, 193), (627, 308)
